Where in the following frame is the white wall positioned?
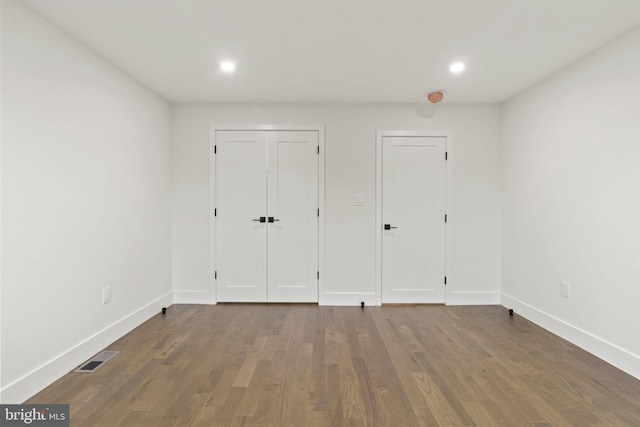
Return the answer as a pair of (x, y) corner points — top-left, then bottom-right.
(172, 104), (502, 305)
(0, 1), (4, 404)
(1, 1), (173, 402)
(502, 27), (640, 379)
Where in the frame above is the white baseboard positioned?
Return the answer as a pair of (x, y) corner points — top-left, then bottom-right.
(1, 291), (173, 403)
(173, 289), (214, 305)
(320, 291), (501, 307)
(501, 292), (640, 380)
(320, 292), (378, 306)
(447, 291), (500, 306)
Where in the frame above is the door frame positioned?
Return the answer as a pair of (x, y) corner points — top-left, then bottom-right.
(375, 130), (453, 305)
(209, 125), (325, 304)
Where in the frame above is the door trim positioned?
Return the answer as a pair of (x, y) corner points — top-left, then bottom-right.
(375, 130), (453, 305)
(209, 125), (325, 304)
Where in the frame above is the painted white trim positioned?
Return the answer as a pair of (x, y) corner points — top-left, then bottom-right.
(173, 290), (214, 305)
(209, 129), (217, 305)
(0, 291), (173, 403)
(447, 291), (500, 306)
(375, 132), (382, 306)
(210, 124), (324, 132)
(445, 134), (454, 306)
(375, 130), (453, 306)
(501, 293), (640, 380)
(209, 125), (325, 304)
(321, 292), (377, 306)
(317, 127), (326, 305)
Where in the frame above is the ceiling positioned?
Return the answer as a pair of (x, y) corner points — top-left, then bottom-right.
(20, 0), (640, 104)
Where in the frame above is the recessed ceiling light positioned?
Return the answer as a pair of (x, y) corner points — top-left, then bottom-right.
(449, 62), (465, 74)
(220, 61), (236, 73)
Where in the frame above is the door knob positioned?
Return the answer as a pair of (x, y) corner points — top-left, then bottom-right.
(384, 224), (398, 230)
(268, 217), (280, 223)
(252, 217), (266, 223)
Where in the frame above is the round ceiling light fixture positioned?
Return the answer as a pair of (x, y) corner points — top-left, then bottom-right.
(220, 61), (236, 73)
(449, 61), (465, 74)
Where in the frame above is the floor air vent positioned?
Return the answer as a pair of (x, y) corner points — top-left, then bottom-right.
(74, 351), (118, 373)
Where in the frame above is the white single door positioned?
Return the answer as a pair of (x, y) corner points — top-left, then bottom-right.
(215, 129), (319, 303)
(216, 130), (268, 302)
(382, 136), (446, 303)
(267, 131), (318, 302)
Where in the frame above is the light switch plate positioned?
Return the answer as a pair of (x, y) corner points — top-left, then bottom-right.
(353, 193), (365, 206)
(561, 281), (570, 298)
(103, 286), (112, 304)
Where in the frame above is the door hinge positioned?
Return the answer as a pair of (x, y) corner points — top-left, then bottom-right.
(317, 208), (320, 217)
(215, 271), (217, 279)
(317, 146), (320, 154)
(214, 145), (217, 154)
(444, 276), (447, 285)
(445, 151), (448, 160)
(214, 208), (217, 217)
(445, 214), (447, 223)
(317, 271), (320, 280)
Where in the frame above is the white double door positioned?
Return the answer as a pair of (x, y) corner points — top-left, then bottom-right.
(381, 135), (447, 303)
(215, 130), (319, 303)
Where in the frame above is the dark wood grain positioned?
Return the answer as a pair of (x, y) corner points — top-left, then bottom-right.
(26, 304), (640, 426)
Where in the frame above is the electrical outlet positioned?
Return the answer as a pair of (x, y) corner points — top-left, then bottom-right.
(103, 286), (112, 304)
(561, 281), (570, 298)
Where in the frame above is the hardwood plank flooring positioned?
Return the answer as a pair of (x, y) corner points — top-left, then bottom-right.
(26, 304), (640, 426)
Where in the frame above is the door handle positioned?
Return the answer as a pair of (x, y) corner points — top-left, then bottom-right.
(252, 217), (266, 223)
(268, 217), (280, 223)
(384, 224), (398, 230)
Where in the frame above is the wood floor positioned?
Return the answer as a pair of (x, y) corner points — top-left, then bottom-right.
(27, 304), (640, 426)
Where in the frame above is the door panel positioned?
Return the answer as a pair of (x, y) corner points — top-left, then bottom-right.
(382, 136), (446, 303)
(267, 131), (318, 302)
(215, 129), (318, 303)
(216, 131), (268, 302)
